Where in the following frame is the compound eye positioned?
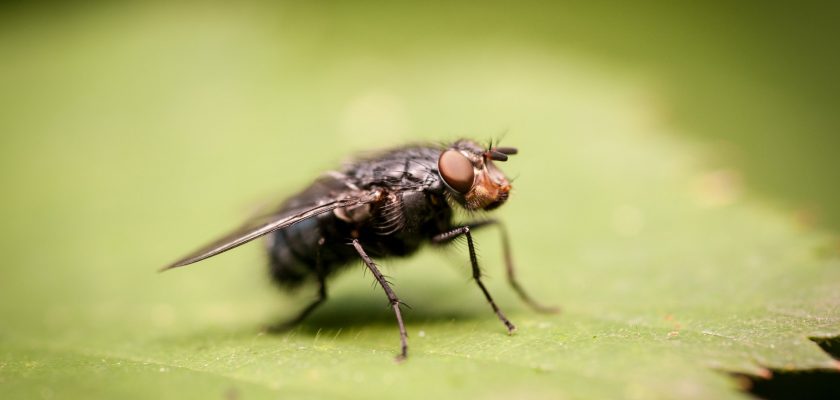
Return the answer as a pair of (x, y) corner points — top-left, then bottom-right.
(438, 149), (475, 194)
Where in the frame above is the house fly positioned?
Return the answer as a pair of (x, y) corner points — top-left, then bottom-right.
(163, 139), (557, 360)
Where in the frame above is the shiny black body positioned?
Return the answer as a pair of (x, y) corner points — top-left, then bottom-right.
(267, 146), (452, 287)
(164, 139), (555, 360)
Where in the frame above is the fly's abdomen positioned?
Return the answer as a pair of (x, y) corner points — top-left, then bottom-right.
(267, 217), (323, 287)
(266, 212), (357, 287)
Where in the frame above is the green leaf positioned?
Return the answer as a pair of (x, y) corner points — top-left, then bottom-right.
(1, 3), (838, 400)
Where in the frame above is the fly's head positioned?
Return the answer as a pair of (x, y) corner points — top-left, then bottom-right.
(437, 139), (517, 211)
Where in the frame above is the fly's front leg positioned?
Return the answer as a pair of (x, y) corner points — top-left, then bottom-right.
(433, 226), (516, 334)
(351, 239), (409, 361)
(437, 220), (559, 314)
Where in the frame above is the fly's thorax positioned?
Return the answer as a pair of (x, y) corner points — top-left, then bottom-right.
(334, 202), (372, 223)
(341, 146), (443, 191)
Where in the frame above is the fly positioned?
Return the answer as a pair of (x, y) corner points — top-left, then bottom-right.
(163, 139), (557, 360)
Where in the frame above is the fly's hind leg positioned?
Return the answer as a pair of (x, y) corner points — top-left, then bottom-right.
(351, 239), (409, 361)
(267, 238), (328, 332)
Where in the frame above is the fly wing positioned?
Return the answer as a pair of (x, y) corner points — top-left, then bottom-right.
(161, 190), (379, 271)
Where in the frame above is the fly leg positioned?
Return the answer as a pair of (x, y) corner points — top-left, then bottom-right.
(432, 226), (516, 334)
(351, 239), (409, 361)
(461, 220), (560, 313)
(268, 238), (328, 332)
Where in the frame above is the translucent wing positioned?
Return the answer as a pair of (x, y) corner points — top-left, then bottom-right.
(161, 191), (379, 271)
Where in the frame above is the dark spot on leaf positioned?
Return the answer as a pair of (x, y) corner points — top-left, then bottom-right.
(732, 337), (840, 400)
(811, 336), (840, 360)
(733, 369), (840, 400)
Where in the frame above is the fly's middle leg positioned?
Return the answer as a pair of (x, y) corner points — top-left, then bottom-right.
(351, 239), (409, 361)
(433, 225), (516, 334)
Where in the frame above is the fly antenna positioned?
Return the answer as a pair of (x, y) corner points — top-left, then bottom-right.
(487, 150), (509, 162)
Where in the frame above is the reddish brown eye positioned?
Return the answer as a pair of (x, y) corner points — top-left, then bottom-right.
(438, 150), (475, 194)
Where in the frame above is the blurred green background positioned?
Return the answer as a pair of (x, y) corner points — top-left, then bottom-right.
(3, 1), (840, 228)
(1, 2), (839, 399)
